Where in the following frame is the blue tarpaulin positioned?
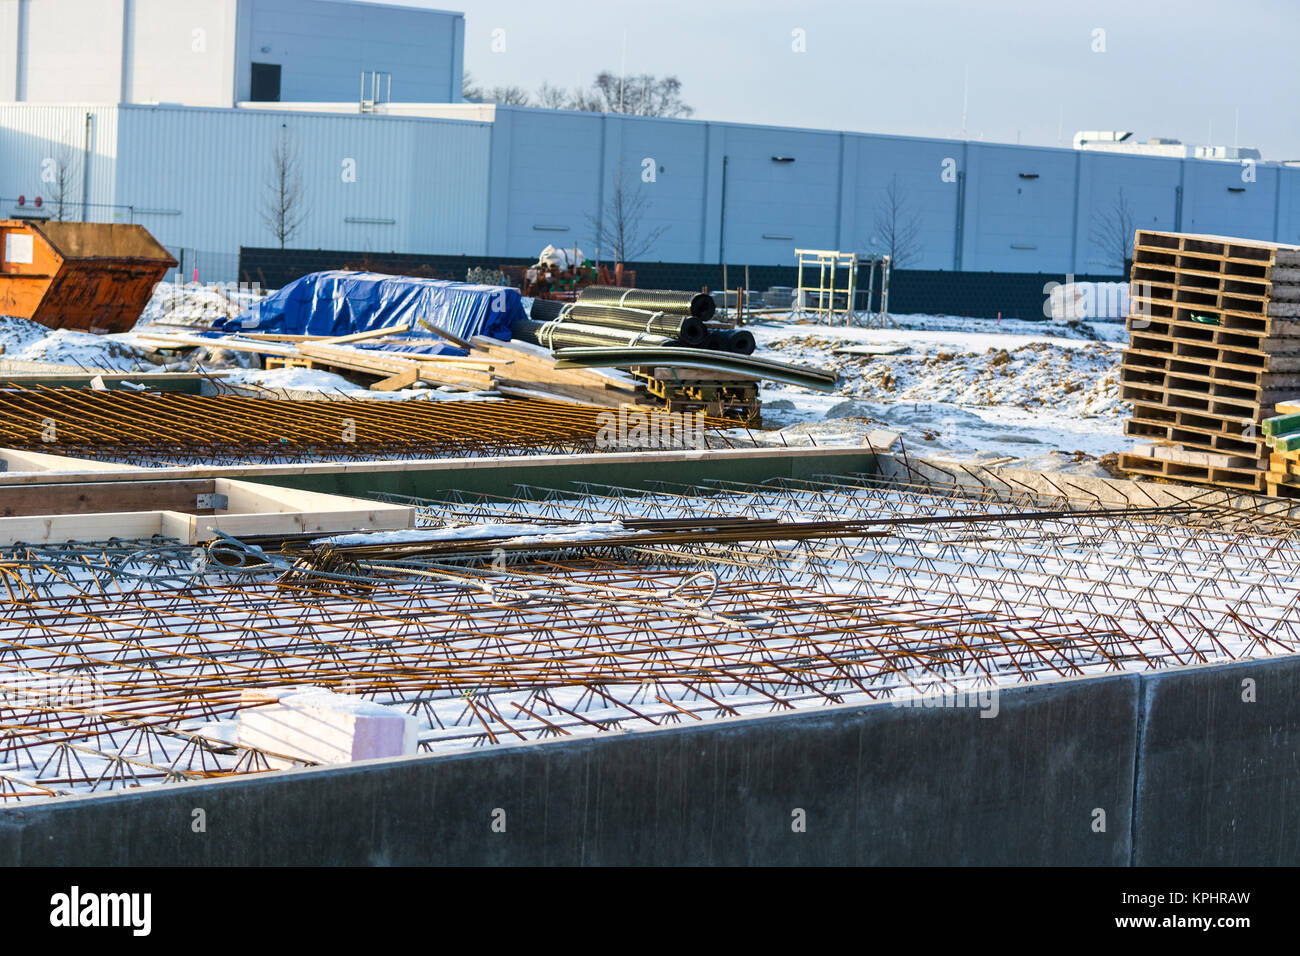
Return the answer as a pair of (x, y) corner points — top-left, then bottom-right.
(217, 272), (521, 351)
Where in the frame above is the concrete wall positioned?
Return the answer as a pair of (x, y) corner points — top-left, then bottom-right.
(9, 0), (129, 103)
(1134, 656), (1300, 865)
(0, 672), (1140, 866)
(4, 654), (1298, 865)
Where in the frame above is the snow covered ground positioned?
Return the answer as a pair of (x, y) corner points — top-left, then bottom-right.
(751, 312), (1131, 475)
(1, 284), (1134, 472)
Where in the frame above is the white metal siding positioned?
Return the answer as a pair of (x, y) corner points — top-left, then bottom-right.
(852, 136), (963, 270)
(113, 104), (489, 280)
(5, 102), (1300, 285)
(0, 104), (120, 219)
(245, 0), (461, 103)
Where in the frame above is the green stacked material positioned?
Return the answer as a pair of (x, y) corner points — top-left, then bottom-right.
(1262, 410), (1300, 451)
(1262, 412), (1300, 438)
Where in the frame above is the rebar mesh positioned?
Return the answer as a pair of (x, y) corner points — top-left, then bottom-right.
(3, 467), (1299, 803)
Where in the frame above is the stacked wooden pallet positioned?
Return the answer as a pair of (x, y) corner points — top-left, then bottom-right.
(1118, 230), (1300, 492)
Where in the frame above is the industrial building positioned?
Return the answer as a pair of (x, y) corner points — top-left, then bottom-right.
(1, 0), (1297, 284)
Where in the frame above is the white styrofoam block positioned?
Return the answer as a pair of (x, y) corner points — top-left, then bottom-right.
(236, 687), (420, 765)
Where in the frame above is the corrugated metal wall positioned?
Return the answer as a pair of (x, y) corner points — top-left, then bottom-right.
(3, 101), (1299, 283)
(0, 104), (120, 221)
(484, 105), (1300, 274)
(111, 104), (491, 281)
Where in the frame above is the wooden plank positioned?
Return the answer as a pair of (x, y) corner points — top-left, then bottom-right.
(315, 322), (412, 345)
(417, 318), (472, 350)
(1269, 432), (1300, 453)
(0, 479), (214, 517)
(369, 367), (419, 391)
(0, 511), (167, 546)
(296, 342), (494, 391)
(1128, 442), (1255, 469)
(1118, 452), (1266, 491)
(134, 332), (299, 357)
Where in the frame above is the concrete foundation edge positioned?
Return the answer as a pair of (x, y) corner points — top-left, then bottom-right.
(2, 656), (1296, 866)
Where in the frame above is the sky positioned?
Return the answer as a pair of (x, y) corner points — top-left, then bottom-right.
(370, 0), (1300, 161)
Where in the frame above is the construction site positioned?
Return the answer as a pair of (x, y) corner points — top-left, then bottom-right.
(0, 0), (1296, 878)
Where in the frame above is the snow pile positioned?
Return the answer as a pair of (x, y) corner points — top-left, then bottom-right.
(772, 335), (1123, 419)
(221, 366), (372, 394)
(751, 315), (1131, 471)
(0, 314), (53, 355)
(136, 281), (267, 329)
(0, 314), (157, 371)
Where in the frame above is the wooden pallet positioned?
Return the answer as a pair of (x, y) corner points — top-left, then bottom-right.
(1124, 417), (1264, 458)
(1129, 442), (1255, 469)
(1118, 451), (1267, 491)
(1133, 230), (1300, 270)
(629, 366), (761, 424)
(1119, 233), (1300, 491)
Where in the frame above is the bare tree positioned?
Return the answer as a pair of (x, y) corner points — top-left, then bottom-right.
(483, 85), (532, 106)
(1090, 188), (1137, 274)
(260, 132), (307, 249)
(585, 165), (668, 264)
(479, 72), (693, 116)
(575, 72), (693, 117)
(871, 175), (924, 267)
(535, 81), (570, 110)
(462, 71), (482, 102)
(47, 144), (81, 221)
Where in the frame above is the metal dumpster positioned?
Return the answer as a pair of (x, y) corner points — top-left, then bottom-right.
(0, 220), (177, 333)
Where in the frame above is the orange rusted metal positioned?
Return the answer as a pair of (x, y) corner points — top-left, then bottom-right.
(0, 220), (176, 333)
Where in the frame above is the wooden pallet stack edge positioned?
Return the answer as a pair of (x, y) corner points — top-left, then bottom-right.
(1261, 399), (1300, 498)
(1119, 231), (1300, 492)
